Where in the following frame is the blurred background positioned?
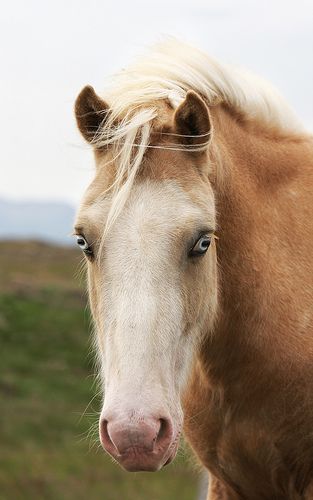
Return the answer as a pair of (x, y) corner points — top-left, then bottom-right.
(0, 1), (312, 499)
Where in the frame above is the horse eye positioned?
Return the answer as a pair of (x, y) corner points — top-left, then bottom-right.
(189, 234), (211, 257)
(76, 235), (92, 255)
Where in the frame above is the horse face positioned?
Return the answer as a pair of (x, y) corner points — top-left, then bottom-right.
(74, 86), (217, 471)
(75, 173), (217, 471)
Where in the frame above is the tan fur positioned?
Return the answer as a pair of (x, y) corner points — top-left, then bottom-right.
(182, 106), (313, 499)
(75, 49), (313, 498)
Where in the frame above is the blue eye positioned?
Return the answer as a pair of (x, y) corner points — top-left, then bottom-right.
(189, 235), (211, 257)
(76, 235), (93, 256)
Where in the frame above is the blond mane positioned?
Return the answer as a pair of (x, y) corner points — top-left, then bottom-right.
(93, 38), (304, 234)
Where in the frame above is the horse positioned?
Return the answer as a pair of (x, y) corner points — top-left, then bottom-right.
(74, 39), (313, 499)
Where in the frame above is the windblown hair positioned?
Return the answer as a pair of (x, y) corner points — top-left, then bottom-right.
(93, 38), (303, 234)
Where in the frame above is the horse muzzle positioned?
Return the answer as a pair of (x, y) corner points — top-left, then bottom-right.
(99, 414), (179, 472)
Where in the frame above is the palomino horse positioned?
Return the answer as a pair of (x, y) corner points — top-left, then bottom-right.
(74, 40), (313, 499)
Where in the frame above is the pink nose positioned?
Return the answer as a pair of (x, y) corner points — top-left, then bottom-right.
(100, 415), (174, 471)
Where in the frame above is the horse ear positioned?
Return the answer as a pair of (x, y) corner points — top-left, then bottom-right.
(174, 90), (212, 148)
(75, 85), (109, 144)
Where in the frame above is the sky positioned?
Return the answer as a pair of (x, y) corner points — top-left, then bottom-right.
(1, 0), (312, 206)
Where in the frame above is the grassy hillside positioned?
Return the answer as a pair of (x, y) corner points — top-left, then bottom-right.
(0, 241), (199, 500)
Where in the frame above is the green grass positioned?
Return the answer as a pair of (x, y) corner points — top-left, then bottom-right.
(0, 241), (199, 500)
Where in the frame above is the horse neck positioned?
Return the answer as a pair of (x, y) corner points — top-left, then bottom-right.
(200, 105), (313, 385)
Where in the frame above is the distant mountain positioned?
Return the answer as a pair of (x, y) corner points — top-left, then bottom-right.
(0, 198), (76, 245)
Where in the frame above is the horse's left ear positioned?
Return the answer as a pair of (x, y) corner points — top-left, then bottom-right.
(174, 90), (212, 148)
(75, 85), (109, 144)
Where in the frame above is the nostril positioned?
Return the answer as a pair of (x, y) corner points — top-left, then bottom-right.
(100, 419), (118, 456)
(157, 418), (168, 441)
(100, 419), (108, 441)
(156, 418), (173, 448)
(100, 419), (109, 444)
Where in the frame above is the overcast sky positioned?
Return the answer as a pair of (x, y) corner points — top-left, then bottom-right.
(1, 0), (312, 206)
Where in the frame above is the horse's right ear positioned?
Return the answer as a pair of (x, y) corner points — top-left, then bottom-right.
(74, 85), (109, 144)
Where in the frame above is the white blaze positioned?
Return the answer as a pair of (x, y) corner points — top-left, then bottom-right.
(92, 180), (214, 423)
